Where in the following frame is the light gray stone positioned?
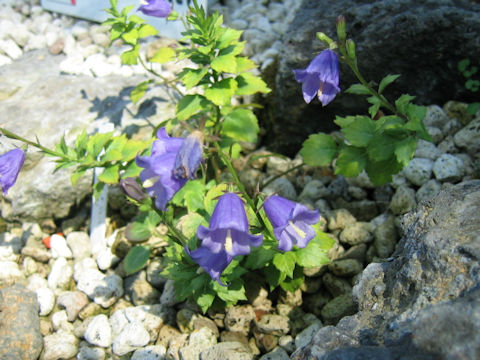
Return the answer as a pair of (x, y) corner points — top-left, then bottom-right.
(199, 341), (253, 360)
(389, 185), (417, 215)
(256, 314), (290, 336)
(43, 331), (79, 360)
(416, 179), (442, 203)
(57, 290), (89, 322)
(424, 105), (450, 128)
(260, 346), (290, 360)
(36, 287), (55, 316)
(339, 222), (374, 245)
(65, 231), (91, 261)
(112, 322), (150, 356)
(50, 233), (73, 259)
(262, 177), (297, 200)
(414, 139), (442, 160)
(403, 158), (434, 186)
(47, 257), (73, 291)
(327, 209), (357, 231)
(131, 345), (167, 360)
(84, 314), (112, 348)
(77, 342), (106, 360)
(433, 154), (465, 182)
(295, 322), (322, 349)
(298, 179), (327, 202)
(453, 117), (480, 153)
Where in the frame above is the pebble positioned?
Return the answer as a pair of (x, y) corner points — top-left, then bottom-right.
(112, 322), (150, 356)
(327, 209), (357, 231)
(389, 185), (417, 215)
(256, 314), (290, 336)
(260, 346), (290, 360)
(43, 331), (79, 360)
(65, 231), (92, 261)
(36, 286), (56, 316)
(47, 257), (73, 291)
(262, 177), (297, 200)
(416, 179), (442, 203)
(84, 314), (113, 348)
(403, 158), (433, 186)
(294, 321), (322, 349)
(328, 259), (363, 277)
(57, 290), (90, 321)
(453, 118), (480, 153)
(131, 345), (167, 360)
(433, 154), (465, 182)
(339, 222), (374, 245)
(373, 215), (398, 258)
(320, 293), (357, 325)
(50, 233), (73, 258)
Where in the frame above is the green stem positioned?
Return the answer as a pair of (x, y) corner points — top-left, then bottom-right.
(0, 127), (73, 160)
(158, 210), (189, 246)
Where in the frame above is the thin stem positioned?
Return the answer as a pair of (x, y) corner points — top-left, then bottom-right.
(137, 55), (185, 98)
(158, 210), (189, 246)
(0, 127), (72, 160)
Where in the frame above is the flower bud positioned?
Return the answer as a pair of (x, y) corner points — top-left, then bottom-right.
(346, 39), (356, 61)
(316, 32), (335, 47)
(336, 15), (347, 43)
(119, 178), (147, 202)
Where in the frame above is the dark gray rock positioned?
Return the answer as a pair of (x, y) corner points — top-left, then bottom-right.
(292, 180), (480, 359)
(0, 284), (43, 360)
(260, 0), (480, 156)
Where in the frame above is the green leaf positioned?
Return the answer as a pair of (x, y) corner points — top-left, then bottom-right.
(179, 68), (208, 89)
(121, 139), (150, 161)
(235, 73), (270, 95)
(273, 252), (296, 278)
(98, 165), (120, 184)
(394, 137), (417, 167)
(74, 131), (88, 155)
(93, 181), (105, 201)
(367, 96), (381, 118)
(378, 74), (400, 94)
(244, 241), (276, 270)
(211, 54), (237, 73)
(121, 160), (143, 178)
(367, 134), (397, 161)
(205, 78), (237, 106)
(150, 47), (176, 64)
(365, 157), (403, 185)
(176, 95), (209, 121)
(296, 231), (334, 268)
(335, 145), (367, 177)
(216, 28), (242, 49)
(121, 45), (139, 65)
(130, 80), (151, 104)
(346, 83), (371, 95)
(235, 57), (256, 73)
(280, 266), (304, 292)
(125, 211), (161, 242)
(177, 213), (207, 239)
(221, 108), (259, 143)
(127, 14), (145, 24)
(342, 116), (376, 147)
(458, 59), (470, 73)
(218, 138), (242, 159)
(195, 290), (216, 313)
(71, 169), (86, 186)
(300, 133), (338, 167)
(395, 94), (416, 114)
(172, 180), (205, 212)
(124, 246), (151, 275)
(138, 23), (158, 38)
(264, 264), (286, 290)
(101, 135), (127, 162)
(213, 279), (247, 303)
(334, 115), (356, 128)
(121, 28), (138, 45)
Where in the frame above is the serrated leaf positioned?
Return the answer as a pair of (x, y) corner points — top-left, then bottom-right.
(130, 80), (150, 104)
(213, 279), (247, 303)
(121, 160), (143, 178)
(221, 108), (259, 143)
(365, 157), (403, 185)
(216, 28), (242, 49)
(300, 133), (338, 167)
(273, 252), (296, 278)
(264, 263), (286, 290)
(87, 132), (113, 158)
(121, 45), (139, 65)
(171, 180), (205, 212)
(101, 135), (128, 162)
(367, 134), (397, 161)
(235, 73), (270, 95)
(176, 95), (209, 121)
(179, 68), (208, 89)
(205, 78), (237, 106)
(218, 41), (245, 56)
(195, 290), (215, 313)
(334, 115), (356, 128)
(121, 28), (138, 45)
(367, 96), (381, 118)
(150, 47), (176, 63)
(124, 246), (151, 275)
(378, 74), (400, 94)
(97, 165), (120, 184)
(395, 94), (416, 114)
(138, 23), (157, 38)
(342, 116), (375, 147)
(235, 57), (256, 73)
(177, 213), (207, 239)
(346, 83), (371, 95)
(296, 231), (333, 268)
(125, 211), (161, 242)
(211, 54), (237, 73)
(394, 137), (417, 167)
(204, 183), (228, 214)
(244, 242), (276, 270)
(109, 23), (124, 42)
(280, 266), (304, 292)
(74, 131), (88, 154)
(335, 146), (367, 178)
(121, 4), (135, 16)
(121, 139), (149, 161)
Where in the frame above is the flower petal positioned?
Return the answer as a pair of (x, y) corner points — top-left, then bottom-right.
(0, 149), (25, 195)
(186, 245), (232, 286)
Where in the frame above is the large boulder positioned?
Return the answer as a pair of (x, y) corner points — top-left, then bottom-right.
(261, 0), (480, 156)
(0, 49), (174, 221)
(291, 180), (480, 359)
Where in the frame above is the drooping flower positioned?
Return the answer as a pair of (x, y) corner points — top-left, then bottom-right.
(187, 192), (263, 284)
(263, 195), (320, 251)
(293, 49), (340, 106)
(136, 128), (202, 211)
(138, 0), (172, 18)
(173, 130), (203, 180)
(0, 148), (25, 195)
(119, 177), (147, 202)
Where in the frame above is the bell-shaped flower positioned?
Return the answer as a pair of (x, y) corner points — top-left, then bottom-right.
(263, 195), (320, 251)
(119, 177), (147, 202)
(173, 130), (203, 180)
(187, 193), (263, 284)
(186, 245), (233, 286)
(293, 49), (340, 106)
(138, 0), (172, 18)
(136, 128), (202, 211)
(0, 148), (25, 195)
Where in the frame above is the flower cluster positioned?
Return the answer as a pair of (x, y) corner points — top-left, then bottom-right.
(293, 49), (340, 106)
(0, 148), (25, 195)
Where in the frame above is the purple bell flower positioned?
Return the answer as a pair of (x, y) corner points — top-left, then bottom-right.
(138, 0), (172, 18)
(263, 195), (320, 251)
(293, 49), (341, 106)
(0, 148), (25, 195)
(136, 128), (202, 211)
(173, 130), (203, 180)
(187, 192), (263, 285)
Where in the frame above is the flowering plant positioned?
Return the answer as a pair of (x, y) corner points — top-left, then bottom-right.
(0, 2), (431, 312)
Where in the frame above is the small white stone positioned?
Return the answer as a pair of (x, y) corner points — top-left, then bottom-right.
(0, 39), (22, 59)
(43, 331), (79, 360)
(0, 260), (24, 284)
(112, 322), (150, 356)
(109, 309), (129, 338)
(59, 54), (85, 75)
(414, 139), (442, 160)
(8, 23), (31, 48)
(47, 257), (73, 291)
(0, 53), (12, 66)
(75, 265), (124, 308)
(50, 234), (73, 259)
(52, 310), (74, 332)
(36, 287), (56, 316)
(96, 248), (119, 270)
(27, 273), (48, 291)
(77, 342), (106, 360)
(403, 158), (434, 186)
(23, 34), (46, 52)
(84, 314), (113, 348)
(131, 345), (167, 360)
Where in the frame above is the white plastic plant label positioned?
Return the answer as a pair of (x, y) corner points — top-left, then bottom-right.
(40, 0), (207, 39)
